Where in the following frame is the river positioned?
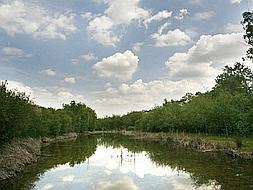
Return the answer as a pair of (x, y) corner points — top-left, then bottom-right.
(0, 134), (252, 190)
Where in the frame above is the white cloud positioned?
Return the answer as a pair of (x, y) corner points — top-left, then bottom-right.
(93, 50), (139, 81)
(70, 59), (80, 65)
(0, 0), (77, 39)
(1, 80), (34, 97)
(1, 47), (31, 58)
(0, 80), (88, 109)
(71, 52), (97, 64)
(87, 16), (120, 46)
(33, 88), (86, 108)
(152, 28), (191, 47)
(104, 82), (112, 88)
(39, 69), (56, 76)
(81, 12), (101, 21)
(144, 10), (172, 28)
(165, 33), (247, 80)
(57, 91), (74, 102)
(174, 9), (189, 20)
(43, 184), (54, 190)
(96, 177), (138, 190)
(230, 0), (243, 3)
(93, 78), (206, 116)
(193, 11), (215, 20)
(62, 175), (74, 182)
(190, 0), (203, 4)
(132, 42), (144, 53)
(79, 52), (97, 62)
(105, 0), (149, 25)
(224, 23), (243, 33)
(64, 77), (76, 84)
(87, 0), (149, 46)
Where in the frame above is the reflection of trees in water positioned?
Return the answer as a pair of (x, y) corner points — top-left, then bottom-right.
(99, 135), (253, 190)
(1, 134), (252, 190)
(0, 135), (97, 190)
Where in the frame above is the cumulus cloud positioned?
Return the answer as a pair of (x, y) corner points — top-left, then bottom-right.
(33, 88), (85, 108)
(0, 0), (77, 39)
(64, 77), (76, 84)
(39, 69), (56, 76)
(93, 50), (139, 81)
(57, 91), (74, 102)
(87, 0), (149, 46)
(87, 16), (120, 46)
(174, 9), (189, 20)
(193, 11), (216, 20)
(104, 0), (149, 25)
(165, 33), (247, 80)
(1, 80), (88, 109)
(93, 78), (206, 116)
(152, 28), (191, 47)
(1, 80), (34, 97)
(96, 177), (138, 190)
(1, 47), (31, 58)
(143, 10), (172, 28)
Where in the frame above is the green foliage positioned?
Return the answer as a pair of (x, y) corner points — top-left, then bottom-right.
(0, 81), (97, 143)
(99, 63), (253, 137)
(242, 11), (253, 60)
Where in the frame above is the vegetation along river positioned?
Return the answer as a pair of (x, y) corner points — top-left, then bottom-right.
(0, 134), (252, 190)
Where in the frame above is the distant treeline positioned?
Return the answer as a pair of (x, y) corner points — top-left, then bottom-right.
(97, 63), (253, 137)
(0, 83), (97, 142)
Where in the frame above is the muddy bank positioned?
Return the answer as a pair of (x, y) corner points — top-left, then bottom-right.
(0, 138), (41, 180)
(0, 133), (78, 181)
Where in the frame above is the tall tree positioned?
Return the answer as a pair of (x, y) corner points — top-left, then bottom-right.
(242, 11), (253, 60)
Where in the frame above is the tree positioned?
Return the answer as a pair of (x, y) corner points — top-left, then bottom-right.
(242, 11), (253, 60)
(214, 62), (253, 94)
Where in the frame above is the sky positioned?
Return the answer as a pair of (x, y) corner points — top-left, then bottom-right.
(0, 0), (252, 117)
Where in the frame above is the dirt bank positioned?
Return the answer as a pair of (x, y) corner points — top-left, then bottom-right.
(0, 138), (41, 180)
(0, 133), (78, 181)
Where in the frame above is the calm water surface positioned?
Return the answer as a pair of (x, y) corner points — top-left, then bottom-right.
(0, 134), (252, 190)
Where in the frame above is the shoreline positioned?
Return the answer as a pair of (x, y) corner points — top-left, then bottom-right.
(87, 131), (253, 160)
(0, 131), (252, 181)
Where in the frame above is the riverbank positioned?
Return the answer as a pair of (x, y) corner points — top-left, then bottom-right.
(1, 131), (252, 181)
(87, 131), (253, 160)
(0, 133), (77, 181)
(123, 131), (253, 160)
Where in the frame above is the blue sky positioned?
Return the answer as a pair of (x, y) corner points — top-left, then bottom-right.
(0, 0), (252, 116)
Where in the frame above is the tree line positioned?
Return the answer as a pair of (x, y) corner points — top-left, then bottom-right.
(97, 62), (253, 137)
(0, 82), (97, 143)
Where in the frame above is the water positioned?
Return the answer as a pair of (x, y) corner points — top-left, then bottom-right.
(0, 134), (253, 190)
